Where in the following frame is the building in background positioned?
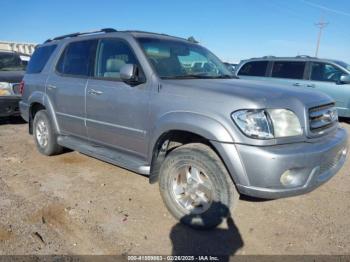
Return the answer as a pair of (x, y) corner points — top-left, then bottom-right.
(0, 41), (36, 55)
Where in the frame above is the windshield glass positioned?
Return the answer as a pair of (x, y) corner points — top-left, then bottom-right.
(334, 60), (350, 71)
(0, 53), (28, 71)
(137, 37), (233, 79)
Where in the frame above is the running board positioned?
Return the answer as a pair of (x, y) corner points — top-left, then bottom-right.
(57, 136), (150, 175)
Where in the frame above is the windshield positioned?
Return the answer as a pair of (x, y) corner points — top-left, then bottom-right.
(0, 53), (28, 71)
(137, 37), (233, 79)
(334, 60), (350, 72)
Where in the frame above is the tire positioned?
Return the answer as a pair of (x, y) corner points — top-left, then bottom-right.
(33, 110), (63, 156)
(159, 143), (239, 229)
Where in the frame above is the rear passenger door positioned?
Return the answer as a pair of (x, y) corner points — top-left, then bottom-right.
(85, 38), (150, 157)
(269, 61), (308, 88)
(47, 39), (97, 138)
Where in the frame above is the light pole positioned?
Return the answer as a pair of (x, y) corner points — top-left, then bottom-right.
(315, 17), (329, 57)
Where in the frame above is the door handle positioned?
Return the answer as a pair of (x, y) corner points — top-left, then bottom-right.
(47, 85), (57, 90)
(307, 84), (316, 88)
(293, 83), (302, 87)
(88, 89), (103, 95)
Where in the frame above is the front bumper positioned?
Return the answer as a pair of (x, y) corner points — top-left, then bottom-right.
(212, 127), (348, 199)
(0, 96), (21, 117)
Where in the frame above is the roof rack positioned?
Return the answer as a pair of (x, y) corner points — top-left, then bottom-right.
(44, 28), (117, 43)
(124, 30), (192, 42)
(123, 30), (171, 37)
(295, 55), (315, 58)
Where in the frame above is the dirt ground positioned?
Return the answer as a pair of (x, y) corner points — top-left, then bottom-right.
(0, 117), (349, 256)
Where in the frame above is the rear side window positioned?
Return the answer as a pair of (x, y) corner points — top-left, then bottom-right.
(238, 61), (268, 77)
(56, 40), (97, 76)
(26, 45), (56, 74)
(272, 61), (306, 79)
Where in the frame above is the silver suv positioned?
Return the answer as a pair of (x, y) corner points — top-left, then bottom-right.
(20, 29), (348, 229)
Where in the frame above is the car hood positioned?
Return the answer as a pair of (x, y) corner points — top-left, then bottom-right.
(0, 71), (25, 84)
(161, 78), (333, 109)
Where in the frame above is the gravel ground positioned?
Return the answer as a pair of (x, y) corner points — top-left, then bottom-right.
(0, 117), (349, 256)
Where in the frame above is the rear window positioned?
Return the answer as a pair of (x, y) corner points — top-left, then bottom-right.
(56, 40), (97, 77)
(26, 45), (56, 74)
(238, 61), (268, 77)
(0, 52), (28, 72)
(272, 61), (306, 79)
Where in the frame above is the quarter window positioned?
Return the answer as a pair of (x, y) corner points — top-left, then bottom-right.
(94, 39), (140, 79)
(310, 62), (345, 83)
(272, 61), (306, 79)
(56, 40), (97, 76)
(26, 45), (56, 74)
(238, 61), (268, 77)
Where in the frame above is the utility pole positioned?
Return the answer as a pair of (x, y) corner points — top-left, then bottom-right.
(315, 17), (329, 57)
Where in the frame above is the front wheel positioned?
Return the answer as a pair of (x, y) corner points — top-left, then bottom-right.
(159, 143), (239, 229)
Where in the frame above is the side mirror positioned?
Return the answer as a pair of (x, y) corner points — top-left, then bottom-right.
(120, 64), (136, 82)
(120, 64), (145, 86)
(339, 74), (350, 84)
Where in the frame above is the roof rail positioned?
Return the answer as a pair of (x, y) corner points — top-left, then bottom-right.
(295, 55), (315, 58)
(123, 30), (171, 37)
(262, 55), (276, 58)
(123, 30), (192, 42)
(44, 28), (117, 43)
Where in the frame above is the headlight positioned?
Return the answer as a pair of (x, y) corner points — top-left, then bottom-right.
(232, 110), (274, 139)
(267, 109), (303, 138)
(0, 82), (12, 96)
(232, 109), (302, 139)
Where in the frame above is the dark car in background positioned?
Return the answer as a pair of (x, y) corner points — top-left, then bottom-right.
(0, 50), (30, 117)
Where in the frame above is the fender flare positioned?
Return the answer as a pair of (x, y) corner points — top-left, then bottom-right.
(148, 111), (235, 159)
(148, 111), (250, 186)
(28, 91), (60, 134)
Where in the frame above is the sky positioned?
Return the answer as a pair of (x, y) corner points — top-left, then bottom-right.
(1, 0), (349, 63)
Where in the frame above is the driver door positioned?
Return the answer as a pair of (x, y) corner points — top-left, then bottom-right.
(308, 62), (350, 117)
(85, 38), (150, 157)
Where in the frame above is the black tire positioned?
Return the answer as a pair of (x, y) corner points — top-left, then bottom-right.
(33, 110), (63, 156)
(159, 143), (239, 229)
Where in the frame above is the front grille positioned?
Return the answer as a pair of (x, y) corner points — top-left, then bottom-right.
(12, 83), (21, 95)
(309, 103), (338, 133)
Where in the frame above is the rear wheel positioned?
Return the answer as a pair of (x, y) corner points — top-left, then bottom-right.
(33, 110), (63, 156)
(159, 143), (239, 229)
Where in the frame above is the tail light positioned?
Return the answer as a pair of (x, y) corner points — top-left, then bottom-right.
(19, 80), (25, 95)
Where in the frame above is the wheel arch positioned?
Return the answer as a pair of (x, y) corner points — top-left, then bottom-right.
(148, 112), (237, 184)
(28, 92), (60, 135)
